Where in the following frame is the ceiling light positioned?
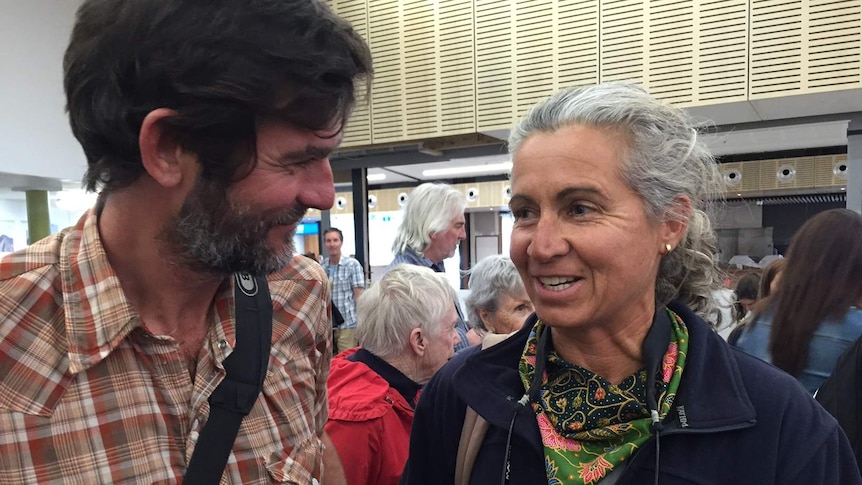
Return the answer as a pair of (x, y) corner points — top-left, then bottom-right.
(367, 173), (386, 182)
(422, 162), (512, 177)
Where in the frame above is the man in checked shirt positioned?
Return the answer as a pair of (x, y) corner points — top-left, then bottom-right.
(0, 0), (371, 483)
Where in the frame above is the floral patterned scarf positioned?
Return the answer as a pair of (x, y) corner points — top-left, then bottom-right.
(518, 309), (688, 485)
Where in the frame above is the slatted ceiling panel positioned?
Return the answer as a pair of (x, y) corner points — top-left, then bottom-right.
(402, 0), (437, 139)
(600, 0), (646, 83)
(754, 158), (817, 190)
(343, 78), (372, 147)
(480, 180), (509, 208)
(371, 188), (412, 212)
(557, 0), (600, 88)
(757, 159), (780, 190)
(514, 1), (556, 115)
(812, 154), (850, 187)
(368, 1), (405, 143)
(476, 1), (516, 130)
(644, 0), (695, 105)
(720, 156), (848, 195)
(819, 156), (841, 187)
(793, 157), (816, 188)
(740, 162), (761, 192)
(720, 162), (743, 192)
(367, 0), (476, 142)
(438, 0), (476, 135)
(646, 0), (694, 104)
(696, 0), (748, 102)
(807, 0), (861, 89)
(750, 0), (803, 96)
(326, 0), (372, 147)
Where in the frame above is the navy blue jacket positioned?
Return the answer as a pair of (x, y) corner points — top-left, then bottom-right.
(401, 302), (862, 485)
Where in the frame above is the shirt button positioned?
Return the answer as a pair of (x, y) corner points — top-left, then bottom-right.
(217, 339), (227, 350)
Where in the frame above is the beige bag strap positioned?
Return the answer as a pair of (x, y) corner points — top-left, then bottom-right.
(455, 407), (488, 485)
(454, 332), (515, 485)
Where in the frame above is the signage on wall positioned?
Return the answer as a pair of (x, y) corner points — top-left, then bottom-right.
(295, 222), (320, 235)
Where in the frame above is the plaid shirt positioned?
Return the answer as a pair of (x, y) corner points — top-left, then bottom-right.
(321, 255), (364, 329)
(0, 210), (332, 484)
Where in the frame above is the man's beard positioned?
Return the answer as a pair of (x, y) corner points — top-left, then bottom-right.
(159, 177), (307, 276)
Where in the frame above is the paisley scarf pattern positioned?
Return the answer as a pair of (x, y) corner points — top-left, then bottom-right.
(519, 309), (688, 485)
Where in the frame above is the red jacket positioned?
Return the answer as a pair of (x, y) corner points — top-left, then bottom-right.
(325, 348), (414, 485)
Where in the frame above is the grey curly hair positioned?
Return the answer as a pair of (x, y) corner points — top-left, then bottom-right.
(508, 81), (725, 324)
(465, 255), (526, 331)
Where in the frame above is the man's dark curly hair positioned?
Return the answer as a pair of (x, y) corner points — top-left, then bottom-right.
(64, 0), (373, 192)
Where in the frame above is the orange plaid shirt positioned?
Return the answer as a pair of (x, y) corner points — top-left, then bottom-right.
(0, 210), (332, 484)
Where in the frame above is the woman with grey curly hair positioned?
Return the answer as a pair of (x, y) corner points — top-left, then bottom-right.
(401, 82), (860, 485)
(464, 255), (534, 344)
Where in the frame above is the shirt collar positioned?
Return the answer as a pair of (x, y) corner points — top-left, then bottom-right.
(62, 209), (141, 374)
(349, 348), (422, 407)
(62, 209), (236, 374)
(404, 247), (438, 270)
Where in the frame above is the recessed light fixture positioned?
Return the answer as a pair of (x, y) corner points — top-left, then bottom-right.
(367, 173), (386, 182)
(422, 162), (512, 178)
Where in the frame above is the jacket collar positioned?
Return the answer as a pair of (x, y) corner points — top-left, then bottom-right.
(664, 301), (757, 431)
(453, 302), (757, 450)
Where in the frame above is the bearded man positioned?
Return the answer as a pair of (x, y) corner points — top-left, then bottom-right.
(0, 0), (372, 483)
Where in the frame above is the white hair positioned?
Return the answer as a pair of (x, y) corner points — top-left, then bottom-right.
(356, 264), (456, 360)
(465, 255), (526, 330)
(391, 183), (466, 255)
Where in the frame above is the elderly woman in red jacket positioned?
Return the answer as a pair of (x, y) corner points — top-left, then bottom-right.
(322, 264), (459, 485)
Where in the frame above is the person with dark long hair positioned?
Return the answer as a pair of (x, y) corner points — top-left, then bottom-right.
(758, 258), (786, 300)
(736, 209), (862, 393)
(727, 258), (785, 345)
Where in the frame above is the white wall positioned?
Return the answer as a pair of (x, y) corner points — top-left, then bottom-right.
(0, 0), (87, 182)
(0, 198), (28, 253)
(0, 195), (87, 254)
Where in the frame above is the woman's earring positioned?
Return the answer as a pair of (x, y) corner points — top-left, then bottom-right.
(662, 243), (673, 255)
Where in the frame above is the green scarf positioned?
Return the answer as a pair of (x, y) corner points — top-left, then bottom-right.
(518, 309), (688, 485)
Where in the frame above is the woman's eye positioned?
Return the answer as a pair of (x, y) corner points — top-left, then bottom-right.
(570, 204), (593, 216)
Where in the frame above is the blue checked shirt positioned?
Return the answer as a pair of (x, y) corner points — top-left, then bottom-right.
(322, 255), (365, 329)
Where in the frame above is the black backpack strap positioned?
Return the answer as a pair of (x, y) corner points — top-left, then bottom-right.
(184, 272), (273, 484)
